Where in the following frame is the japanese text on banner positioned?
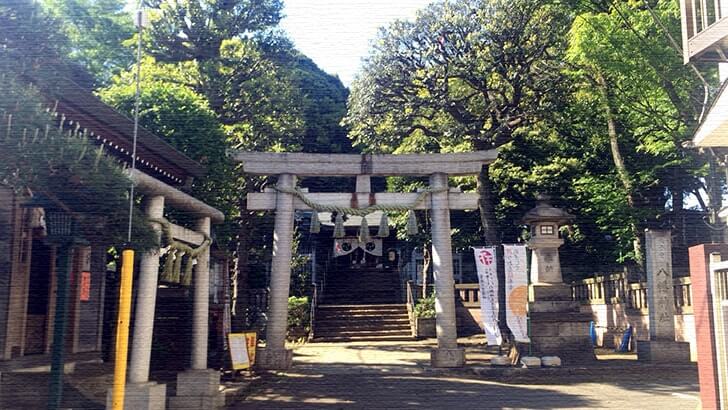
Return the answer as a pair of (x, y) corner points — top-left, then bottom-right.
(473, 246), (502, 346)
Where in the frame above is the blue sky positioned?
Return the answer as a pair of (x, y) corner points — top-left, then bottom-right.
(280, 0), (432, 86)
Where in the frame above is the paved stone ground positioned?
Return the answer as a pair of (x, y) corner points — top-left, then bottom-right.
(233, 336), (701, 409)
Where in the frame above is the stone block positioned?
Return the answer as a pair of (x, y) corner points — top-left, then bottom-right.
(430, 347), (466, 368)
(557, 322), (589, 337)
(255, 347), (293, 370)
(174, 369), (220, 397)
(529, 300), (579, 313)
(490, 355), (510, 366)
(530, 321), (560, 337)
(168, 369), (222, 410)
(529, 284), (572, 302)
(169, 394), (224, 410)
(541, 356), (562, 367)
(637, 340), (691, 363)
(521, 356), (541, 368)
(529, 335), (596, 364)
(106, 382), (166, 410)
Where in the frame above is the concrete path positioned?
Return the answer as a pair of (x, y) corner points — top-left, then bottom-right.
(233, 338), (701, 409)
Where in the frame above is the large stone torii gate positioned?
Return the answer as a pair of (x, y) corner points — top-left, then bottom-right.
(235, 151), (498, 369)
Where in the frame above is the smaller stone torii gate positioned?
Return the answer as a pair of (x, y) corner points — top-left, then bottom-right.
(234, 151), (498, 369)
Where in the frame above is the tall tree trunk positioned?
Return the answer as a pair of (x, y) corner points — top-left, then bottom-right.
(476, 163), (508, 340)
(597, 72), (644, 269)
(422, 247), (431, 298)
(232, 197), (251, 331)
(671, 187), (684, 247)
(707, 155), (724, 243)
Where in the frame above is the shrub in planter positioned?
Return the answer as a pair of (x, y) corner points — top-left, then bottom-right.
(413, 294), (436, 319)
(287, 296), (310, 338)
(414, 294), (437, 338)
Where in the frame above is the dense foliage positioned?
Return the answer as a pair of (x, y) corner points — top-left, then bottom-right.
(345, 0), (720, 276)
(5, 0), (724, 287)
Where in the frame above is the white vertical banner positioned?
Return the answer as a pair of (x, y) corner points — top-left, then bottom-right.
(504, 244), (530, 342)
(473, 247), (502, 346)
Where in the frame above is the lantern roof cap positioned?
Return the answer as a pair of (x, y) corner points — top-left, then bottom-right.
(522, 194), (575, 224)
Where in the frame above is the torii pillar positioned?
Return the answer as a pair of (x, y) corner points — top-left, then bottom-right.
(429, 173), (465, 366)
(256, 173), (297, 369)
(235, 151), (498, 369)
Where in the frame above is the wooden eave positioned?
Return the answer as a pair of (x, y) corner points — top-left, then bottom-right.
(28, 73), (206, 184)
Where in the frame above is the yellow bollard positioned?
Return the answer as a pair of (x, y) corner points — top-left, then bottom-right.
(112, 249), (135, 410)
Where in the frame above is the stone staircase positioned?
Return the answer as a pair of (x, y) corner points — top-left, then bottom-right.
(313, 304), (412, 341)
(313, 267), (413, 341)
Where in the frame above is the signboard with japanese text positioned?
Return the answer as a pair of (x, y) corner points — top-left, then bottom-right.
(228, 332), (257, 370)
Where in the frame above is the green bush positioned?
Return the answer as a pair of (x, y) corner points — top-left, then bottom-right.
(413, 294), (436, 319)
(287, 296), (310, 330)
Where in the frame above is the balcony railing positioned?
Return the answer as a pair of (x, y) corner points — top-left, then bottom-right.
(681, 0), (728, 62)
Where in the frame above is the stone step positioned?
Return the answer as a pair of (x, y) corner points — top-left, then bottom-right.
(322, 300), (401, 305)
(313, 329), (412, 337)
(317, 303), (406, 310)
(316, 311), (407, 318)
(313, 334), (415, 342)
(315, 326), (411, 334)
(314, 317), (410, 325)
(316, 311), (408, 320)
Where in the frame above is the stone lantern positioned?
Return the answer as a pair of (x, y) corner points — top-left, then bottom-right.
(523, 194), (574, 288)
(522, 195), (595, 363)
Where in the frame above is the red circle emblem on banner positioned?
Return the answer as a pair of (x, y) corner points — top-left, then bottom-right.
(478, 250), (493, 265)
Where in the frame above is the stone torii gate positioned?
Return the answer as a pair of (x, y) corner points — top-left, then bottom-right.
(234, 151), (498, 369)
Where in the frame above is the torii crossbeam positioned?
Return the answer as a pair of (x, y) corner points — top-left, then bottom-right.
(234, 151), (498, 369)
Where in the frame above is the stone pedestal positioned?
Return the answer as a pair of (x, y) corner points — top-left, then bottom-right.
(528, 284), (595, 364)
(168, 369), (223, 410)
(430, 347), (466, 368)
(105, 382), (166, 410)
(637, 340), (691, 363)
(255, 347), (293, 370)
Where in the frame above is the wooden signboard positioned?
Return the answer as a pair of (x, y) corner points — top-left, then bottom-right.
(79, 271), (91, 301)
(228, 332), (257, 370)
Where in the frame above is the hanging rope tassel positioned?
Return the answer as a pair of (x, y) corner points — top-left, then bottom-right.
(172, 250), (185, 284)
(161, 249), (177, 283)
(181, 258), (195, 287)
(333, 212), (346, 238)
(406, 210), (418, 236)
(310, 211), (321, 234)
(358, 215), (370, 243)
(378, 212), (390, 237)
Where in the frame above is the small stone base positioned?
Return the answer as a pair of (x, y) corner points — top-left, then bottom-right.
(521, 356), (541, 368)
(637, 340), (691, 363)
(255, 347), (293, 370)
(430, 347), (466, 368)
(490, 355), (510, 366)
(168, 369), (223, 410)
(541, 356), (562, 367)
(105, 382), (166, 410)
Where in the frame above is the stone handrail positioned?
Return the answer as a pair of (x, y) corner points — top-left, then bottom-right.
(571, 274), (692, 314)
(455, 284), (480, 308)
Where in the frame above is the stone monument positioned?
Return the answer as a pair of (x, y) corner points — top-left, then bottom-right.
(636, 229), (691, 362)
(523, 195), (595, 363)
